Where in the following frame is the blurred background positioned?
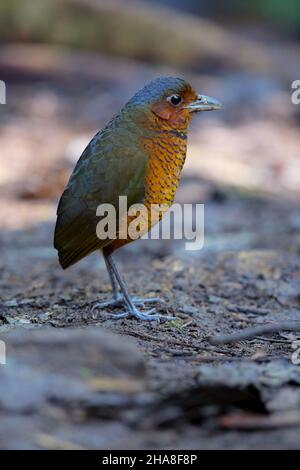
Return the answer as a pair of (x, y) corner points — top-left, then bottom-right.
(1, 0), (300, 451)
(0, 0), (300, 273)
(0, 0), (300, 228)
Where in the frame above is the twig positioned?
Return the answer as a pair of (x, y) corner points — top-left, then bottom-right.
(121, 328), (238, 355)
(152, 347), (197, 357)
(255, 336), (292, 344)
(209, 322), (300, 345)
(194, 354), (289, 363)
(153, 351), (290, 362)
(228, 305), (271, 316)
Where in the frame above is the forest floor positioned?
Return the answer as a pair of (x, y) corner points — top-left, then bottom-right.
(1, 47), (300, 449)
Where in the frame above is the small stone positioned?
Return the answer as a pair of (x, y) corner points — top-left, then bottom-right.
(19, 299), (34, 306)
(18, 318), (31, 324)
(2, 300), (18, 308)
(180, 305), (199, 316)
(37, 312), (51, 322)
(208, 295), (223, 304)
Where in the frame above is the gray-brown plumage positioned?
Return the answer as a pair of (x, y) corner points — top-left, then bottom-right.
(54, 77), (222, 320)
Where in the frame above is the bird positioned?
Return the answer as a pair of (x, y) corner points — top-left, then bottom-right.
(54, 77), (222, 321)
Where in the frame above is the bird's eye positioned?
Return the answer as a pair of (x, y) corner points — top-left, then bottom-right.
(167, 94), (183, 106)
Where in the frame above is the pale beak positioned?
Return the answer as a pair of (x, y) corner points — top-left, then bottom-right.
(185, 94), (223, 112)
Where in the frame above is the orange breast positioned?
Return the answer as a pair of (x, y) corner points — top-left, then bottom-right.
(107, 131), (187, 253)
(143, 131), (187, 207)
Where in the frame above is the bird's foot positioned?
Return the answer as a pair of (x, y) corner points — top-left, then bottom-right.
(91, 295), (164, 312)
(91, 294), (123, 311)
(108, 306), (174, 322)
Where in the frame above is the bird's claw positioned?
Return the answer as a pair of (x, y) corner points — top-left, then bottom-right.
(92, 296), (164, 312)
(91, 295), (123, 312)
(107, 307), (174, 322)
(92, 294), (172, 321)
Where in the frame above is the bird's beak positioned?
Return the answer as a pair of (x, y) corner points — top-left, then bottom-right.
(185, 94), (223, 112)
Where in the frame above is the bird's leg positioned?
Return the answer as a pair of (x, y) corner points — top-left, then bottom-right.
(92, 252), (165, 312)
(105, 256), (122, 302)
(91, 256), (123, 311)
(105, 256), (165, 306)
(100, 252), (174, 321)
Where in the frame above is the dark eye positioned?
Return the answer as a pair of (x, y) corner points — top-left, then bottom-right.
(167, 94), (182, 106)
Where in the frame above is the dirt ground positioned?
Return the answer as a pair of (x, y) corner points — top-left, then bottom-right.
(1, 49), (300, 449)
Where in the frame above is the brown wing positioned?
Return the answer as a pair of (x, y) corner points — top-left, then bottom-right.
(54, 124), (147, 269)
(54, 193), (105, 269)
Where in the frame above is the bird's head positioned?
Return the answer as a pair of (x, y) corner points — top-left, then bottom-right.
(126, 77), (223, 132)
